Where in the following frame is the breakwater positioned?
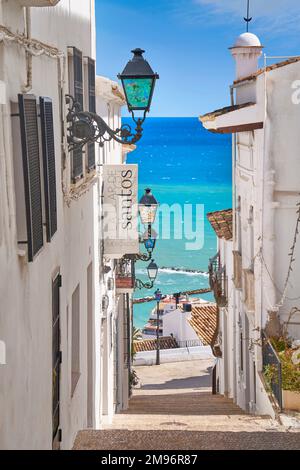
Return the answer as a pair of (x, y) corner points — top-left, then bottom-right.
(133, 287), (211, 304)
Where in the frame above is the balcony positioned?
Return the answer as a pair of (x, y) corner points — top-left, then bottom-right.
(116, 258), (135, 294)
(243, 269), (255, 311)
(208, 252), (228, 307)
(233, 251), (242, 289)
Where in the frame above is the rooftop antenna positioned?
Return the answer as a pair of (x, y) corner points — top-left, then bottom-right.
(244, 0), (252, 32)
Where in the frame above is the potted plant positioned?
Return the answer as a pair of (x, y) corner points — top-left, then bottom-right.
(280, 348), (300, 412)
(264, 337), (300, 412)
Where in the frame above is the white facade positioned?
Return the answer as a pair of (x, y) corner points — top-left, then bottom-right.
(202, 33), (300, 417)
(0, 0), (135, 449)
(96, 75), (137, 420)
(163, 308), (199, 344)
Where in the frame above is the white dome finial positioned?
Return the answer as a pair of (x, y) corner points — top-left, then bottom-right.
(234, 32), (261, 48)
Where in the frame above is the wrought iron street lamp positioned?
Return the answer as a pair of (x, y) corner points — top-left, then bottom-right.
(66, 49), (159, 151)
(135, 259), (158, 290)
(154, 288), (163, 365)
(131, 188), (159, 262)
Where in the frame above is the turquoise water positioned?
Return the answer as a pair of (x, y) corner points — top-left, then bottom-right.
(125, 117), (232, 329)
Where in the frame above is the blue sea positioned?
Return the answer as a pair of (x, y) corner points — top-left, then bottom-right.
(125, 117), (232, 330)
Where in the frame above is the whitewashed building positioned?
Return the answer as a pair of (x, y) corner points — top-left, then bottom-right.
(201, 32), (300, 417)
(96, 75), (138, 419)
(0, 0), (138, 450)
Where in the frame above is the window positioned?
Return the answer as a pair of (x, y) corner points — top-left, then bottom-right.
(237, 196), (242, 254)
(248, 206), (254, 270)
(86, 57), (96, 171)
(13, 94), (57, 262)
(240, 331), (244, 373)
(71, 284), (80, 396)
(68, 47), (84, 182)
(40, 97), (57, 242)
(18, 94), (44, 261)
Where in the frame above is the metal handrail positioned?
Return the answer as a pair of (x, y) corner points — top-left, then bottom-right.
(262, 331), (283, 410)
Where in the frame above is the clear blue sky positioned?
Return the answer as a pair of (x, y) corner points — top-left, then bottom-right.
(95, 0), (300, 117)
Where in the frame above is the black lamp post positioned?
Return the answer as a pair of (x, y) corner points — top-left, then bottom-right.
(141, 227), (157, 252)
(66, 49), (159, 151)
(154, 288), (163, 365)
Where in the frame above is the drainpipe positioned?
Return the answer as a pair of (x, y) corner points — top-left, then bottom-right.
(23, 7), (32, 93)
(230, 84), (238, 402)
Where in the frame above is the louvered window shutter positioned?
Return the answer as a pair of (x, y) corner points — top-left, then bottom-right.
(72, 47), (84, 181)
(87, 58), (96, 171)
(18, 94), (44, 262)
(40, 97), (57, 242)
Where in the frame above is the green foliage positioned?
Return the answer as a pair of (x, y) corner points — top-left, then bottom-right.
(270, 336), (290, 353)
(263, 364), (278, 393)
(129, 369), (139, 389)
(263, 349), (300, 394)
(279, 350), (300, 393)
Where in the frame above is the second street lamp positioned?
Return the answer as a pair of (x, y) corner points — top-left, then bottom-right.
(139, 188), (159, 227)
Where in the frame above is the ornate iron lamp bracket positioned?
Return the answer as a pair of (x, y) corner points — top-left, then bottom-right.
(124, 251), (152, 262)
(135, 278), (154, 290)
(66, 94), (147, 151)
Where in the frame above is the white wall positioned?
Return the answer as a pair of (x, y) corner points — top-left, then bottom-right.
(0, 0), (100, 450)
(163, 308), (200, 343)
(134, 346), (213, 366)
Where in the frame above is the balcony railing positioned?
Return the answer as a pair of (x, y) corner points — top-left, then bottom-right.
(262, 331), (283, 410)
(209, 252), (228, 307)
(233, 251), (242, 289)
(243, 269), (255, 311)
(116, 257), (135, 293)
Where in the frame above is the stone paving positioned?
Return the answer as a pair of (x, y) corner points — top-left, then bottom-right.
(74, 360), (300, 450)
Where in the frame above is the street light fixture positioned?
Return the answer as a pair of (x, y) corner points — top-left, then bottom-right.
(139, 188), (159, 226)
(66, 49), (159, 151)
(135, 259), (158, 290)
(118, 48), (159, 115)
(130, 188), (159, 263)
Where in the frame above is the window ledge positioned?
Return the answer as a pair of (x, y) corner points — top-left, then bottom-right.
(68, 173), (98, 200)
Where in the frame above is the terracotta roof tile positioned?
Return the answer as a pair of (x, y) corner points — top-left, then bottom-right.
(207, 209), (233, 241)
(233, 56), (300, 85)
(188, 304), (218, 346)
(200, 102), (255, 123)
(133, 336), (178, 353)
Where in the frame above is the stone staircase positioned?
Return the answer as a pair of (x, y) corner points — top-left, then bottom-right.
(74, 361), (299, 450)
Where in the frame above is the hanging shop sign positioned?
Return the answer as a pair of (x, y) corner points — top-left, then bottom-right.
(103, 164), (139, 258)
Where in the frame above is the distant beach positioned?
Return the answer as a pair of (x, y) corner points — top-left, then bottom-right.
(125, 117), (232, 329)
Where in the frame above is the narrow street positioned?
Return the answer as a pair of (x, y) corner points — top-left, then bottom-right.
(74, 360), (300, 450)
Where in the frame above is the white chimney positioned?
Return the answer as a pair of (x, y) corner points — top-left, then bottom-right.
(230, 33), (263, 81)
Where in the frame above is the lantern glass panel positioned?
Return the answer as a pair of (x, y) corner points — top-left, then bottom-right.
(139, 205), (157, 225)
(123, 78), (153, 110)
(147, 262), (158, 281)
